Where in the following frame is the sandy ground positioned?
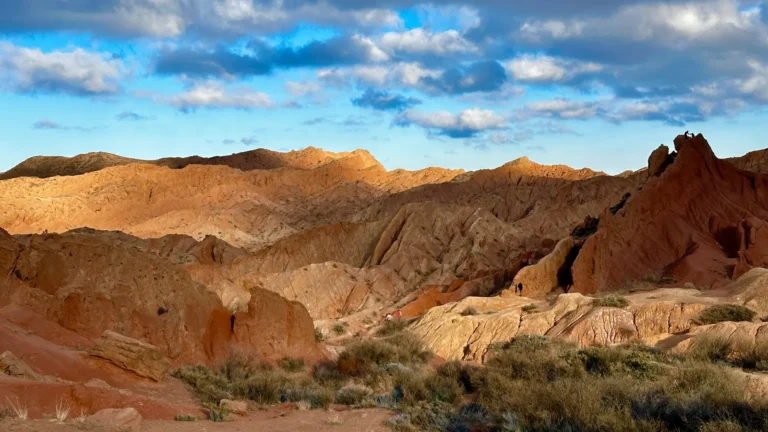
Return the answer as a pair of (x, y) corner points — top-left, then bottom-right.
(0, 407), (392, 432)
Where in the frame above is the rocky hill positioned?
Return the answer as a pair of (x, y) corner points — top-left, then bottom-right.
(3, 137), (768, 423)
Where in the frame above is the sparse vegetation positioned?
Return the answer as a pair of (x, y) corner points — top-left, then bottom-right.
(697, 304), (756, 324)
(54, 399), (70, 423)
(174, 414), (198, 421)
(0, 407), (12, 421)
(174, 328), (768, 431)
(314, 327), (325, 342)
(333, 323), (346, 335)
(592, 293), (630, 308)
(278, 357), (305, 373)
(460, 306), (480, 316)
(522, 304), (537, 313)
(4, 397), (28, 421)
(326, 412), (343, 425)
(376, 319), (408, 337)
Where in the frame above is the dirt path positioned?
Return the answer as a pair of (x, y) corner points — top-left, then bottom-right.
(0, 408), (392, 432)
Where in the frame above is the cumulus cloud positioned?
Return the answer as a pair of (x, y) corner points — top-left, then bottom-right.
(352, 89), (421, 111)
(0, 42), (125, 96)
(139, 80), (273, 111)
(379, 28), (479, 58)
(506, 55), (602, 84)
(525, 98), (600, 120)
(0, 0), (400, 38)
(419, 60), (507, 94)
(395, 107), (507, 138)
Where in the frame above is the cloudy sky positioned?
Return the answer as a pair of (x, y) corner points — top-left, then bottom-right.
(1, 0), (767, 174)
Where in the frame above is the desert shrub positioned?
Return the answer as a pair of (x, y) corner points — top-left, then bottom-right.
(332, 323), (346, 335)
(521, 304), (537, 313)
(575, 343), (667, 379)
(174, 414), (198, 421)
(688, 333), (768, 370)
(697, 305), (756, 325)
(460, 306), (480, 316)
(314, 327), (325, 342)
(278, 357), (305, 373)
(376, 319), (408, 337)
(336, 384), (373, 406)
(484, 335), (582, 382)
(0, 407), (12, 421)
(592, 293), (630, 308)
(337, 332), (431, 378)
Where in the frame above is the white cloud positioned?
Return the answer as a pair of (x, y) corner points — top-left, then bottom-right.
(284, 80), (322, 97)
(141, 80), (273, 110)
(396, 107), (507, 138)
(0, 42), (125, 95)
(739, 59), (768, 101)
(379, 28), (479, 56)
(526, 98), (599, 119)
(317, 62), (440, 89)
(506, 54), (602, 83)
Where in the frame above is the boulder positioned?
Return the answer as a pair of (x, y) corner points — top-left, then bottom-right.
(86, 408), (142, 432)
(510, 236), (575, 298)
(220, 399), (248, 415)
(0, 351), (41, 381)
(89, 331), (171, 382)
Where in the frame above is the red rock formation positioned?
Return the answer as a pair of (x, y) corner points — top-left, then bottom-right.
(0, 228), (324, 366)
(572, 134), (768, 293)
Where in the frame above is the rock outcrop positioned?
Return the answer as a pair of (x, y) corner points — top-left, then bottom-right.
(509, 236), (575, 298)
(89, 331), (171, 382)
(86, 408), (143, 432)
(647, 144), (671, 178)
(0, 228), (324, 366)
(0, 351), (41, 381)
(410, 289), (713, 362)
(572, 134), (768, 294)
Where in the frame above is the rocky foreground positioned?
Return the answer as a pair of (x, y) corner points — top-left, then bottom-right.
(1, 134), (768, 429)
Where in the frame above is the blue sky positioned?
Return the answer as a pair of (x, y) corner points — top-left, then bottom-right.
(1, 1), (767, 174)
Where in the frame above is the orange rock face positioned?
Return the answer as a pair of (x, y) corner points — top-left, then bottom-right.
(572, 135), (768, 294)
(0, 228), (323, 366)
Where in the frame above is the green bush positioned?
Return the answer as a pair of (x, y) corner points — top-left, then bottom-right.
(697, 304), (756, 324)
(174, 414), (198, 422)
(522, 304), (537, 313)
(592, 293), (630, 308)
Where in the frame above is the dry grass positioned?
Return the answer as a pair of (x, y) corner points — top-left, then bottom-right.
(54, 399), (70, 423)
(326, 412), (343, 425)
(592, 293), (630, 308)
(5, 397), (28, 421)
(460, 306), (480, 316)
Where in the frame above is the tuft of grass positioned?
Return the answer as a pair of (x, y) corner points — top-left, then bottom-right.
(460, 306), (480, 316)
(314, 327), (325, 342)
(5, 397), (28, 421)
(376, 319), (408, 337)
(326, 412), (343, 425)
(278, 357), (305, 373)
(522, 304), (537, 313)
(697, 304), (756, 325)
(174, 414), (198, 422)
(54, 399), (70, 423)
(0, 407), (12, 421)
(592, 293), (630, 308)
(335, 384), (373, 406)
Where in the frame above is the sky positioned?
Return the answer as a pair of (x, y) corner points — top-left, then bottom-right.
(1, 0), (767, 174)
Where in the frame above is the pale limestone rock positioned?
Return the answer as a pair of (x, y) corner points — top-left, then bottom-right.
(87, 408), (142, 432)
(89, 331), (171, 382)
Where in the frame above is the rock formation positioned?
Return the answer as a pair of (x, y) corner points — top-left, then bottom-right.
(510, 236), (576, 298)
(89, 331), (171, 382)
(572, 134), (768, 293)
